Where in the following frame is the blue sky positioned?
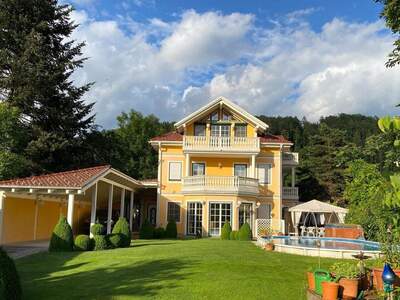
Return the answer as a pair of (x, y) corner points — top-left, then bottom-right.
(67, 0), (399, 128)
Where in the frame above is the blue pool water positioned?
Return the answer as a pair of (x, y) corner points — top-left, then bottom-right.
(263, 236), (380, 251)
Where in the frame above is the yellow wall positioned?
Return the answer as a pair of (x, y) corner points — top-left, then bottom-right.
(36, 200), (62, 240)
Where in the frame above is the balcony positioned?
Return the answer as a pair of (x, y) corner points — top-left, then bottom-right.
(283, 187), (299, 199)
(183, 136), (260, 153)
(282, 152), (299, 165)
(182, 175), (259, 196)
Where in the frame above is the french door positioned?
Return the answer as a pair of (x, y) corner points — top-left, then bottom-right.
(187, 202), (203, 236)
(209, 202), (232, 236)
(239, 203), (253, 229)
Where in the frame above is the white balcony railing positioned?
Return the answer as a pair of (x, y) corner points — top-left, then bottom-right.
(282, 152), (299, 164)
(283, 187), (299, 199)
(183, 136), (260, 153)
(182, 175), (259, 195)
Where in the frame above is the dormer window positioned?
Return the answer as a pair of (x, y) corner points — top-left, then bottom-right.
(210, 111), (219, 122)
(194, 124), (206, 136)
(222, 112), (231, 121)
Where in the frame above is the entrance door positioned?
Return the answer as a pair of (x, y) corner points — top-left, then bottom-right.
(239, 203), (253, 229)
(148, 205), (156, 226)
(209, 202), (231, 236)
(187, 202), (203, 236)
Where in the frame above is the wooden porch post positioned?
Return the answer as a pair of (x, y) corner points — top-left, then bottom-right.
(67, 194), (75, 229)
(129, 191), (134, 231)
(120, 188), (125, 218)
(90, 183), (98, 237)
(107, 184), (113, 234)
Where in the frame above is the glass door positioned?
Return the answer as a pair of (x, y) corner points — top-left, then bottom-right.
(187, 202), (203, 236)
(209, 202), (231, 236)
(239, 203), (253, 229)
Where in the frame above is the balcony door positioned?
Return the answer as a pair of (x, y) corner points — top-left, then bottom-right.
(209, 202), (231, 236)
(187, 202), (203, 236)
(192, 163), (205, 176)
(211, 124), (230, 137)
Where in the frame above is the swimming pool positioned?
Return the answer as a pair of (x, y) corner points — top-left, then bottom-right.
(257, 236), (382, 259)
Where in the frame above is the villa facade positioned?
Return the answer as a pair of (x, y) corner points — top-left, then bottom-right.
(149, 97), (299, 237)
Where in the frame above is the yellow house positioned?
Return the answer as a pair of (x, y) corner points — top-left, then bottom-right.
(149, 96), (299, 237)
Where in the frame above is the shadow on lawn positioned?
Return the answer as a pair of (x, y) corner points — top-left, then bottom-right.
(21, 250), (197, 299)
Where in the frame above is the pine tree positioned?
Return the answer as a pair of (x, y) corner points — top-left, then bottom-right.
(0, 0), (94, 173)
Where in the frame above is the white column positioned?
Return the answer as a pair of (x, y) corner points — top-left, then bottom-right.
(120, 188), (125, 218)
(278, 146), (283, 228)
(156, 142), (162, 226)
(129, 191), (134, 231)
(0, 192), (5, 245)
(251, 154), (256, 178)
(291, 167), (295, 188)
(185, 153), (190, 176)
(107, 184), (113, 234)
(67, 194), (75, 230)
(90, 183), (98, 237)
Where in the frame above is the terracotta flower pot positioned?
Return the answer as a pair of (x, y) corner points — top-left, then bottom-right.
(307, 271), (315, 291)
(322, 281), (339, 300)
(264, 243), (274, 251)
(372, 268), (400, 291)
(338, 278), (358, 299)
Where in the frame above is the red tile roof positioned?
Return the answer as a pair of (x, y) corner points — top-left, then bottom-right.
(259, 134), (291, 144)
(0, 165), (111, 188)
(150, 131), (183, 142)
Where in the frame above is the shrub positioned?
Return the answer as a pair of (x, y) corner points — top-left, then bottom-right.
(165, 220), (177, 239)
(139, 219), (154, 239)
(93, 235), (108, 251)
(0, 247), (22, 300)
(238, 222), (252, 241)
(154, 227), (166, 239)
(107, 233), (123, 248)
(90, 223), (105, 236)
(112, 217), (131, 247)
(230, 230), (238, 240)
(49, 216), (74, 252)
(74, 235), (91, 251)
(221, 221), (232, 240)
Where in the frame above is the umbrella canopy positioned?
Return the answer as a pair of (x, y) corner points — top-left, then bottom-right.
(289, 199), (348, 214)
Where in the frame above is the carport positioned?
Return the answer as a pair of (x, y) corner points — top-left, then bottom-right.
(0, 165), (144, 245)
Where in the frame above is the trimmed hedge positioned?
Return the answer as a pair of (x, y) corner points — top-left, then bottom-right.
(112, 217), (131, 247)
(0, 247), (22, 300)
(221, 222), (232, 240)
(49, 216), (74, 252)
(90, 223), (105, 236)
(230, 230), (238, 240)
(93, 235), (108, 251)
(107, 233), (123, 248)
(139, 219), (154, 239)
(238, 222), (252, 241)
(74, 235), (91, 251)
(165, 220), (177, 239)
(154, 227), (166, 239)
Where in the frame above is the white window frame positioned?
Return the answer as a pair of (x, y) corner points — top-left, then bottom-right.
(233, 163), (248, 177)
(194, 123), (206, 136)
(257, 163), (272, 185)
(234, 124), (247, 137)
(186, 201), (203, 236)
(166, 201), (181, 223)
(168, 161), (182, 182)
(208, 201), (233, 237)
(192, 161), (206, 176)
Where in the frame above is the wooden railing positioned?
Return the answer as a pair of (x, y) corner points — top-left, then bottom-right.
(183, 136), (260, 152)
(282, 152), (299, 164)
(182, 175), (259, 195)
(283, 187), (299, 199)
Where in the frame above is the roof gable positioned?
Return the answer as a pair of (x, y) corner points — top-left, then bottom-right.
(174, 96), (268, 131)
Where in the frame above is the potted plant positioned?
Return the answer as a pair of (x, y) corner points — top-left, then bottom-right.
(306, 267), (315, 291)
(321, 280), (339, 300)
(264, 240), (274, 251)
(330, 262), (360, 299)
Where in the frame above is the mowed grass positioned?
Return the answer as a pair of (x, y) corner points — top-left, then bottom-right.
(16, 239), (340, 300)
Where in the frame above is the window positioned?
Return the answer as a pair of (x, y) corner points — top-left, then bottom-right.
(257, 204), (272, 219)
(222, 111), (231, 121)
(168, 162), (182, 181)
(192, 163), (205, 176)
(187, 202), (202, 236)
(167, 202), (180, 222)
(234, 125), (247, 137)
(210, 111), (219, 121)
(239, 203), (253, 228)
(211, 124), (230, 137)
(194, 124), (206, 136)
(234, 164), (247, 177)
(209, 203), (231, 236)
(257, 164), (272, 184)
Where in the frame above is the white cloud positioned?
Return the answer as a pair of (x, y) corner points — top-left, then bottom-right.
(70, 9), (399, 127)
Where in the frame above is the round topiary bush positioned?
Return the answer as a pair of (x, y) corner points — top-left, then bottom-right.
(230, 230), (238, 240)
(165, 220), (177, 239)
(221, 221), (232, 240)
(90, 223), (105, 236)
(154, 227), (166, 239)
(49, 216), (74, 252)
(238, 222), (252, 241)
(0, 247), (22, 300)
(107, 233), (123, 248)
(112, 217), (131, 247)
(74, 235), (91, 251)
(93, 235), (108, 251)
(139, 219), (154, 239)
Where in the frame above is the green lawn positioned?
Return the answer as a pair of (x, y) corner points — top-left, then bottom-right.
(16, 239), (340, 300)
